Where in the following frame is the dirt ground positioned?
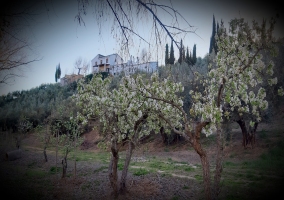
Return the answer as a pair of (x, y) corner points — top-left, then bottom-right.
(0, 114), (283, 200)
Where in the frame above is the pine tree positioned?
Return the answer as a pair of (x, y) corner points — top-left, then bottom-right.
(169, 40), (175, 64)
(165, 43), (169, 65)
(209, 15), (216, 54)
(192, 44), (197, 65)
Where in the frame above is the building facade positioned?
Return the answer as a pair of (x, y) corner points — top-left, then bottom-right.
(91, 53), (158, 76)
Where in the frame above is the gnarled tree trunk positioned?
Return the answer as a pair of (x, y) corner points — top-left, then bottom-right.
(109, 139), (119, 198)
(119, 141), (135, 194)
(192, 137), (212, 200)
(236, 118), (248, 148)
(237, 118), (258, 148)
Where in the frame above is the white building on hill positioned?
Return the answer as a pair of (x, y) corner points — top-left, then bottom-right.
(91, 53), (158, 76)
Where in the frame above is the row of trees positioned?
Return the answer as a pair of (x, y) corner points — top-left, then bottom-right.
(165, 39), (197, 66)
(74, 16), (284, 200)
(164, 14), (220, 67)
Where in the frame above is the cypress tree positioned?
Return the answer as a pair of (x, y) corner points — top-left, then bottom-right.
(186, 46), (190, 66)
(215, 21), (220, 53)
(165, 43), (169, 65)
(182, 43), (185, 63)
(169, 40), (175, 64)
(57, 63), (61, 79)
(193, 44), (197, 65)
(178, 39), (183, 64)
(55, 70), (58, 82)
(55, 63), (61, 83)
(209, 15), (216, 54)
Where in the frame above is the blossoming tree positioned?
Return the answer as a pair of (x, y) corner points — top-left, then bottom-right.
(75, 16), (282, 200)
(120, 17), (283, 199)
(74, 74), (181, 196)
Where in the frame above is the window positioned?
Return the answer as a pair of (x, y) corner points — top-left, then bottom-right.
(100, 60), (102, 64)
(115, 58), (116, 62)
(106, 58), (108, 63)
(95, 62), (97, 66)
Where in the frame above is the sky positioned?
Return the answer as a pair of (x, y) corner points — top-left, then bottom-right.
(0, 0), (283, 96)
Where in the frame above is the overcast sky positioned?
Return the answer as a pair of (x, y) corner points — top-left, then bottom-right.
(0, 0), (283, 96)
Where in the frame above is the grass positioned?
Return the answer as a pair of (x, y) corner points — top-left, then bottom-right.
(94, 166), (108, 173)
(1, 125), (284, 199)
(70, 151), (110, 163)
(259, 129), (268, 139)
(25, 169), (46, 178)
(49, 166), (62, 174)
(220, 139), (284, 199)
(133, 168), (149, 176)
(194, 174), (202, 181)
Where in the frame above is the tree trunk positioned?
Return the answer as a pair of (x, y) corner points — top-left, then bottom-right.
(160, 126), (167, 143)
(236, 119), (248, 148)
(192, 137), (212, 200)
(248, 122), (258, 148)
(43, 146), (48, 162)
(213, 125), (224, 199)
(56, 131), (58, 178)
(109, 140), (119, 198)
(74, 135), (77, 178)
(62, 156), (67, 178)
(119, 141), (135, 194)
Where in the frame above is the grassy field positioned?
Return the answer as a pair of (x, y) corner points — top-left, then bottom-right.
(0, 124), (284, 199)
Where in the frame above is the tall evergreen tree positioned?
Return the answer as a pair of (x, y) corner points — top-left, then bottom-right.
(209, 15), (216, 54)
(165, 43), (169, 65)
(186, 46), (190, 66)
(55, 63), (61, 83)
(178, 39), (184, 64)
(169, 40), (175, 64)
(182, 43), (185, 62)
(55, 70), (58, 82)
(57, 63), (61, 79)
(192, 44), (197, 65)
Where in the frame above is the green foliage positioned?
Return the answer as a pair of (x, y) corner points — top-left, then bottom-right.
(0, 82), (78, 131)
(133, 168), (149, 176)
